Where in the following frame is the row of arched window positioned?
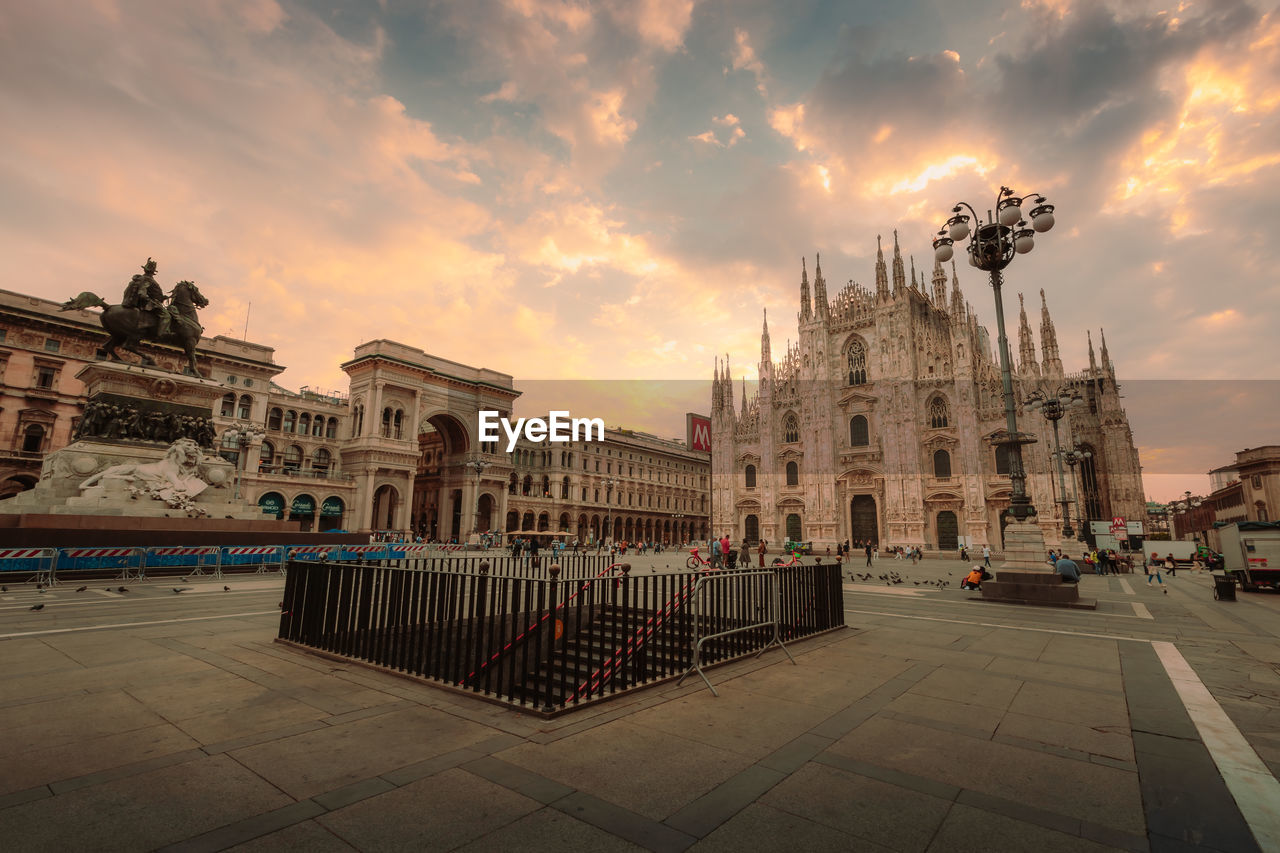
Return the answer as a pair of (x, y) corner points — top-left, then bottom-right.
(781, 398), (949, 446)
(219, 435), (334, 475)
(264, 406), (339, 439)
(349, 404), (408, 439)
(506, 472), (704, 510)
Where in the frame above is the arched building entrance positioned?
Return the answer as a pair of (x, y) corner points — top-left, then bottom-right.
(850, 495), (878, 545)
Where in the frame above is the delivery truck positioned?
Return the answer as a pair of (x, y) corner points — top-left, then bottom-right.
(1220, 521), (1280, 592)
(1147, 540), (1218, 568)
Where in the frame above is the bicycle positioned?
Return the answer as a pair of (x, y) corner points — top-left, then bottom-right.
(771, 551), (804, 567)
(687, 548), (716, 570)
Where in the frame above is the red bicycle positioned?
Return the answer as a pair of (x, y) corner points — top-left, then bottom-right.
(771, 551), (803, 567)
(686, 548), (716, 570)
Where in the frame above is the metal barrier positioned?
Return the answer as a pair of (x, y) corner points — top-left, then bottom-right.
(54, 547), (146, 582)
(0, 548), (57, 586)
(144, 546), (221, 579)
(677, 568), (796, 697)
(220, 546), (286, 577)
(277, 560), (845, 714)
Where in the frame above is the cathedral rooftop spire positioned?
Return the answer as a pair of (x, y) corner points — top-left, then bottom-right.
(891, 229), (906, 293)
(813, 252), (828, 319)
(761, 308), (771, 365)
(1039, 287), (1062, 376)
(875, 235), (889, 299)
(799, 257), (811, 321)
(1087, 329), (1098, 373)
(1018, 292), (1039, 376)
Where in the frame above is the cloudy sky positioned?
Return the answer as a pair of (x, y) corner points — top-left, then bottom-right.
(1, 0), (1277, 501)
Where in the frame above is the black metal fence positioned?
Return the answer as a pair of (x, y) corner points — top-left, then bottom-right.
(277, 561), (844, 714)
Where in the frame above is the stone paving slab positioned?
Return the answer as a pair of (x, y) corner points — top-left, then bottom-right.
(2, 570), (1280, 850)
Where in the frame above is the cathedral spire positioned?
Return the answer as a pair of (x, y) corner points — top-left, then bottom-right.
(875, 235), (889, 300)
(1100, 328), (1113, 375)
(1017, 292), (1039, 375)
(932, 258), (947, 306)
(740, 376), (748, 417)
(1087, 329), (1098, 373)
(891, 229), (906, 294)
(761, 308), (771, 365)
(813, 252), (828, 319)
(712, 356), (722, 411)
(799, 257), (811, 321)
(909, 254), (918, 292)
(724, 352), (733, 409)
(1038, 288), (1062, 376)
(949, 260), (964, 317)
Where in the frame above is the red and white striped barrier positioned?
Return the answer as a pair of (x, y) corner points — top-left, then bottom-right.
(61, 547), (137, 558)
(395, 545), (435, 556)
(0, 548), (50, 559)
(225, 546), (284, 555)
(149, 546), (220, 556)
(342, 545), (387, 553)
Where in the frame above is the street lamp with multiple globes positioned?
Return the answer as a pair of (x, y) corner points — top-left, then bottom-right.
(934, 186), (1057, 523)
(464, 455), (491, 537)
(1060, 443), (1093, 542)
(222, 423), (266, 501)
(1024, 387), (1085, 538)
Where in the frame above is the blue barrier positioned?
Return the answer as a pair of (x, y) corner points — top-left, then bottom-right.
(0, 548), (57, 584)
(54, 547), (146, 581)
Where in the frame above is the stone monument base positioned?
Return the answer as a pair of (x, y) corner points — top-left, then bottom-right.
(977, 570), (1097, 610)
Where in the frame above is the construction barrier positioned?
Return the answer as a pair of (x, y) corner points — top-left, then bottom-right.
(0, 548), (57, 586)
(144, 546), (222, 578)
(55, 547), (146, 582)
(221, 546), (287, 577)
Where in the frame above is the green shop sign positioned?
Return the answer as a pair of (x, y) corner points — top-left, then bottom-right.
(290, 495), (316, 516)
(258, 493), (285, 515)
(321, 497), (345, 517)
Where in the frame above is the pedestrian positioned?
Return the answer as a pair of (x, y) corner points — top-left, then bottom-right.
(739, 540), (750, 569)
(1054, 552), (1081, 584)
(982, 544), (992, 568)
(1165, 553), (1176, 578)
(758, 539), (767, 567)
(865, 540), (873, 567)
(711, 536), (722, 569)
(961, 565), (985, 590)
(1146, 554), (1166, 591)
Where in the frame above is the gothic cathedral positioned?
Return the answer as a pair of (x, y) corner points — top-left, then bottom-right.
(710, 234), (1145, 553)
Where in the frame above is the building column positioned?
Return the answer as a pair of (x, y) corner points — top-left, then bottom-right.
(367, 380), (385, 438)
(434, 484), (449, 540)
(364, 471), (377, 530)
(460, 478), (477, 537)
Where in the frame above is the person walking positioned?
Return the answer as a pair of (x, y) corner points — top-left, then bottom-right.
(710, 536), (722, 569)
(864, 540), (873, 567)
(739, 540), (751, 569)
(1165, 553), (1177, 578)
(1146, 554), (1167, 592)
(758, 539), (767, 567)
(982, 545), (992, 568)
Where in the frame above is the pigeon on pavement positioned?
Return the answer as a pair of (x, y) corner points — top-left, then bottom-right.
(223, 585), (231, 592)
(30, 603), (44, 611)
(117, 586), (128, 593)
(76, 586), (87, 592)
(173, 587), (192, 594)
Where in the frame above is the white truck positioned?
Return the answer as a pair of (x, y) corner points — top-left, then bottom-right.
(1220, 522), (1280, 592)
(1146, 540), (1206, 567)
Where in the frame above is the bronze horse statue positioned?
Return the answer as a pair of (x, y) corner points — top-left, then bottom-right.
(61, 280), (208, 376)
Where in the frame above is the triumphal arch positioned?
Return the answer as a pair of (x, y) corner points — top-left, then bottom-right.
(341, 340), (518, 538)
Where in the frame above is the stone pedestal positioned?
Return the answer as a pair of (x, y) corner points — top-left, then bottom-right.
(1000, 516), (1050, 569)
(979, 570), (1097, 610)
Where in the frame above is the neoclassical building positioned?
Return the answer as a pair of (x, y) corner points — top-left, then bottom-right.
(710, 235), (1145, 553)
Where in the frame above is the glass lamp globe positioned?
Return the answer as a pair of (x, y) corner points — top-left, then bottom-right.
(949, 218), (970, 241)
(934, 242), (954, 263)
(998, 201), (1022, 227)
(1014, 230), (1035, 254)
(1030, 205), (1055, 232)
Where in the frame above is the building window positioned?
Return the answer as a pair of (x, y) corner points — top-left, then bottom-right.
(933, 449), (952, 478)
(562, 476), (570, 498)
(393, 409), (404, 440)
(1258, 502), (1269, 522)
(44, 339), (60, 353)
(21, 424), (45, 454)
(929, 397), (949, 429)
(219, 431), (240, 465)
(299, 413), (311, 436)
(244, 378), (254, 388)
(220, 393), (236, 418)
(786, 513), (802, 541)
(258, 441), (275, 471)
(847, 339), (867, 385)
(783, 413), (799, 443)
(745, 464), (756, 488)
(283, 410), (297, 433)
(326, 418), (338, 439)
(312, 448), (331, 474)
(283, 445), (303, 473)
(227, 375), (237, 385)
(267, 407), (283, 431)
(995, 444), (1011, 475)
(786, 461), (799, 486)
(312, 416), (324, 437)
(237, 394), (252, 420)
(849, 416), (869, 447)
(35, 366), (57, 390)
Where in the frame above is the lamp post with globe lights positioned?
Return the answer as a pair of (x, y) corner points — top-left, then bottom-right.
(1171, 490), (1204, 543)
(222, 424), (266, 502)
(1024, 387), (1085, 539)
(1060, 444), (1093, 543)
(465, 456), (491, 538)
(934, 186), (1057, 526)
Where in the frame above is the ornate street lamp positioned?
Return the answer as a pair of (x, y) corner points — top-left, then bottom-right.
(465, 455), (491, 536)
(223, 423), (266, 501)
(1024, 387), (1085, 538)
(934, 186), (1057, 522)
(1060, 443), (1093, 542)
(605, 478), (616, 545)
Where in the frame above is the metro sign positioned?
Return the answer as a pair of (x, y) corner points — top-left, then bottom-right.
(1110, 516), (1128, 541)
(687, 413), (712, 452)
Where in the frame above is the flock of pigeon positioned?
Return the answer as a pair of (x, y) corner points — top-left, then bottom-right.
(18, 581), (237, 611)
(846, 570), (952, 589)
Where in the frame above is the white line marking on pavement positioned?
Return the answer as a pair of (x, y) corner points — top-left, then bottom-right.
(1118, 579), (1134, 595)
(1132, 602), (1153, 619)
(844, 608), (1151, 642)
(1152, 640), (1280, 852)
(842, 585), (927, 597)
(0, 610), (280, 639)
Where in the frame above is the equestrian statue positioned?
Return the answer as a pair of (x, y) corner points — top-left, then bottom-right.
(60, 258), (208, 376)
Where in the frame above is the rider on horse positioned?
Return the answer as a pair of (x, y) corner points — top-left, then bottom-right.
(121, 258), (172, 339)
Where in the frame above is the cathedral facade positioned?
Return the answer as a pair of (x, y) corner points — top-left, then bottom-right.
(710, 234), (1145, 553)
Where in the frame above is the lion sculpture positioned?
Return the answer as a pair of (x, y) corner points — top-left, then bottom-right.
(79, 438), (214, 509)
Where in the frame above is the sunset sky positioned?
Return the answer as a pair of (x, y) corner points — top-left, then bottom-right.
(2, 0), (1277, 501)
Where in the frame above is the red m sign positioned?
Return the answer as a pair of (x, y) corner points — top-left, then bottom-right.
(687, 414), (712, 452)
